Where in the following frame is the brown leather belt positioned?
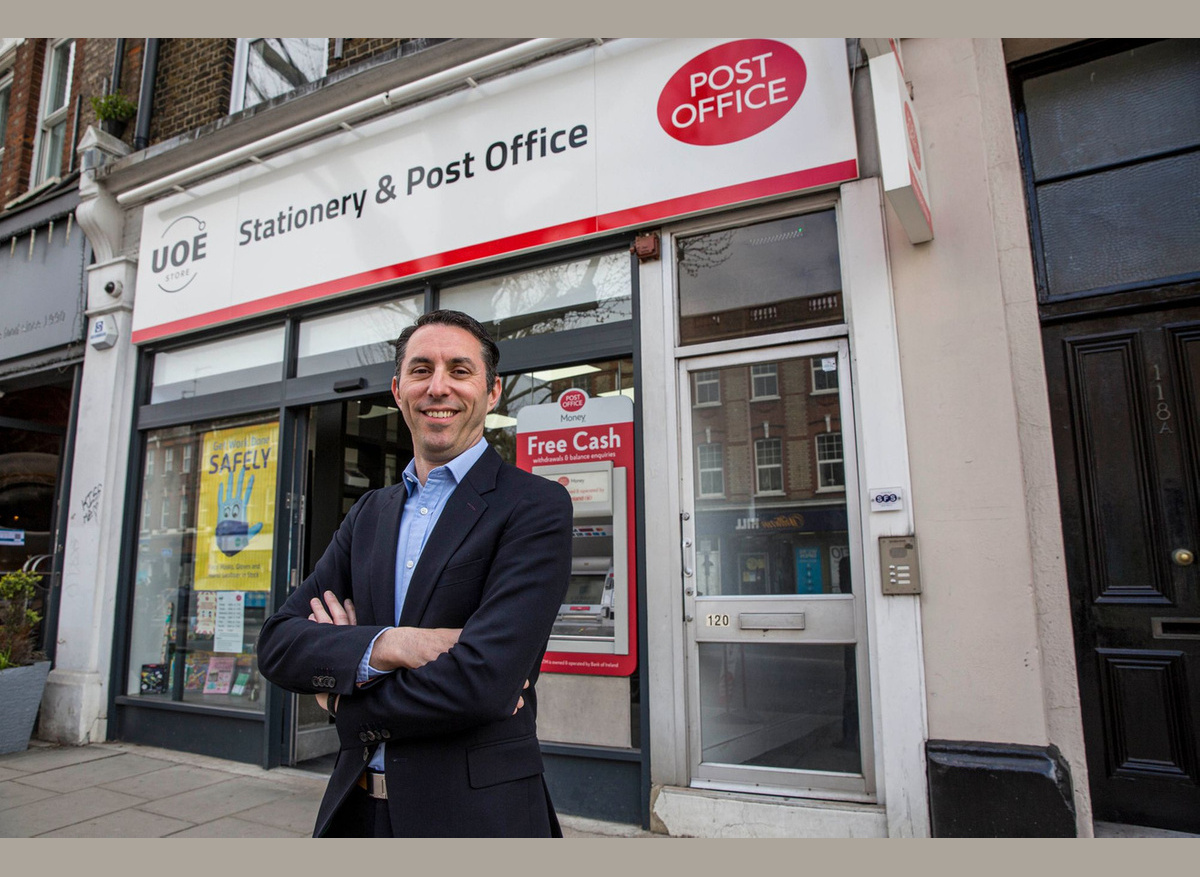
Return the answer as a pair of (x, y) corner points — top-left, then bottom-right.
(357, 770), (387, 799)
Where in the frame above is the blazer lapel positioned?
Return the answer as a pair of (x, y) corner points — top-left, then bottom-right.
(369, 485), (406, 626)
(398, 447), (500, 627)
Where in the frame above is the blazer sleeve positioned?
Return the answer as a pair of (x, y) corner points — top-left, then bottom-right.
(331, 477), (573, 745)
(256, 492), (390, 697)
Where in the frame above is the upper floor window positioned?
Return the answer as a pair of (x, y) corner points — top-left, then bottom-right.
(750, 363), (779, 400)
(755, 438), (784, 494)
(811, 355), (839, 393)
(34, 39), (74, 185)
(816, 432), (845, 491)
(0, 72), (12, 178)
(231, 39), (328, 113)
(694, 370), (720, 406)
(697, 442), (725, 497)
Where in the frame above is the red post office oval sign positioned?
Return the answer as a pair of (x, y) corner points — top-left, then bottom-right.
(559, 389), (588, 412)
(657, 40), (807, 146)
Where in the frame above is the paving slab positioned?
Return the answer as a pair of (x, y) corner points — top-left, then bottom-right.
(38, 808), (196, 838)
(0, 780), (59, 812)
(0, 766), (27, 782)
(99, 764), (239, 800)
(0, 746), (115, 774)
(17, 753), (176, 792)
(141, 776), (294, 823)
(0, 786), (146, 837)
(167, 816), (308, 838)
(236, 791), (323, 835)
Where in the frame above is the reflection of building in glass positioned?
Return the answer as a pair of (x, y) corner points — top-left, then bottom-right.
(692, 357), (849, 597)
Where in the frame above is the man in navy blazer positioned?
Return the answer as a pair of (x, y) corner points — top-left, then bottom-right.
(257, 310), (573, 837)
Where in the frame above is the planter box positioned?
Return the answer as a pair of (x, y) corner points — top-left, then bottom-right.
(0, 661), (51, 755)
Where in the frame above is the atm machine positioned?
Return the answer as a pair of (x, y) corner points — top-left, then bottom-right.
(532, 459), (629, 658)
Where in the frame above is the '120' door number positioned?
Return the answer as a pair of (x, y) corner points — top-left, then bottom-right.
(705, 614), (730, 627)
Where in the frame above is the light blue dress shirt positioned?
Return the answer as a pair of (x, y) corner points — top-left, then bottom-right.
(355, 435), (489, 773)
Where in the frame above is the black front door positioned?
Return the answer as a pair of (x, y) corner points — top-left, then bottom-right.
(1043, 301), (1200, 832)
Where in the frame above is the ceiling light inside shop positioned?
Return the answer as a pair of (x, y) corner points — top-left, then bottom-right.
(598, 388), (635, 399)
(485, 413), (518, 429)
(529, 364), (600, 383)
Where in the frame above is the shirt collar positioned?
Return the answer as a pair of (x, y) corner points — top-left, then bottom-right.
(401, 435), (489, 496)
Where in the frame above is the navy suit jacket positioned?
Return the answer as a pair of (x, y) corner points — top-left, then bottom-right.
(257, 446), (573, 837)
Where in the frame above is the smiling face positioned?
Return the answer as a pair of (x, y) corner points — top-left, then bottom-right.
(392, 323), (502, 483)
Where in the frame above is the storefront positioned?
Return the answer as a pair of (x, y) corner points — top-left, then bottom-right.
(0, 183), (87, 664)
(51, 37), (1099, 836)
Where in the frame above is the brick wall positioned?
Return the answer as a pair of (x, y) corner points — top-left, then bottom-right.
(328, 38), (404, 74)
(0, 39), (42, 205)
(149, 39), (235, 143)
(78, 38), (145, 147)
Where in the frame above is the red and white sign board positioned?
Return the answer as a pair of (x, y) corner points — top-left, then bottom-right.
(869, 46), (933, 243)
(132, 39), (858, 343)
(517, 391), (637, 676)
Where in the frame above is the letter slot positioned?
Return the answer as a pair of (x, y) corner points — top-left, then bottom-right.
(739, 612), (806, 630)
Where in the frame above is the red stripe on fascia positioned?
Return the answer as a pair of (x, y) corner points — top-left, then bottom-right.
(595, 160), (859, 230)
(909, 162), (932, 232)
(130, 162), (857, 344)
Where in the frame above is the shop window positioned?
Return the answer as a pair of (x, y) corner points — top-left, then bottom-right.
(125, 415), (280, 713)
(296, 296), (422, 377)
(816, 432), (845, 490)
(697, 442), (724, 497)
(0, 72), (11, 178)
(440, 250), (632, 342)
(694, 370), (720, 406)
(1015, 40), (1200, 299)
(231, 38), (328, 113)
(33, 38), (74, 185)
(755, 438), (783, 494)
(750, 363), (779, 400)
(150, 326), (285, 403)
(811, 355), (839, 394)
(677, 209), (842, 345)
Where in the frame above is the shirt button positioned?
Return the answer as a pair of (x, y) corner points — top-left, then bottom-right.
(406, 560), (414, 569)
(420, 507), (429, 515)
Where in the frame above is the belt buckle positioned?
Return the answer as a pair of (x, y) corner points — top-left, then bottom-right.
(358, 770), (387, 799)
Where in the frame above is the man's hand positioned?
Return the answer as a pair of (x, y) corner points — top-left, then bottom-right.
(309, 590), (356, 712)
(368, 626), (461, 671)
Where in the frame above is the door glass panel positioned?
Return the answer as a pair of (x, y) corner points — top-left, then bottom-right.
(691, 355), (849, 597)
(677, 210), (842, 346)
(698, 643), (861, 774)
(296, 296), (422, 376)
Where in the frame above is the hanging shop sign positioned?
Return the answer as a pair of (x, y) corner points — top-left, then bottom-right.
(132, 38), (858, 343)
(517, 391), (637, 676)
(193, 421), (279, 591)
(869, 43), (933, 243)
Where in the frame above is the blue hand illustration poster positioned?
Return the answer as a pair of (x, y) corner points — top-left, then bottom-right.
(194, 421), (278, 591)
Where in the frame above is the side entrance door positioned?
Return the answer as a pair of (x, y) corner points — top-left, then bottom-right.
(678, 339), (873, 799)
(1043, 301), (1200, 832)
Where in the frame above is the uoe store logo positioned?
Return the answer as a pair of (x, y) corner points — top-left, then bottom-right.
(657, 39), (807, 146)
(559, 389), (587, 412)
(152, 214), (208, 294)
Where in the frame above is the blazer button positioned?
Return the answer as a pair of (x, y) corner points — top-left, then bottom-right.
(362, 748), (369, 761)
(381, 729), (391, 740)
(359, 732), (369, 742)
(311, 676), (320, 686)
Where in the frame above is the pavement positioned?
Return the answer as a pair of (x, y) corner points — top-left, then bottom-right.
(0, 740), (661, 838)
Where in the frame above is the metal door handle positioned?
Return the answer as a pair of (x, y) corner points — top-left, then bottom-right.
(1172, 548), (1194, 566)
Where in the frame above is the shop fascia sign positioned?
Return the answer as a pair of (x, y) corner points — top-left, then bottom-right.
(865, 39), (933, 243)
(131, 38), (858, 344)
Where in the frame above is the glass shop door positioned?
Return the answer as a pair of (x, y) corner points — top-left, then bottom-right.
(679, 339), (874, 799)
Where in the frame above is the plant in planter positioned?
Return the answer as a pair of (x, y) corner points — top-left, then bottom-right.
(0, 569), (51, 755)
(90, 92), (137, 138)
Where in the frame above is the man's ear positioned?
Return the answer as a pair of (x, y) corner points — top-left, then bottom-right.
(391, 375), (402, 406)
(488, 376), (502, 411)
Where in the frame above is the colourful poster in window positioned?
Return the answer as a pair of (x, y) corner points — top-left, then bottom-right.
(194, 421), (278, 591)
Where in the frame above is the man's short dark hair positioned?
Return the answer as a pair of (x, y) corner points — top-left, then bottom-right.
(394, 309), (501, 387)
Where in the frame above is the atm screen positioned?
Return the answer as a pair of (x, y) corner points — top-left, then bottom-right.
(564, 574), (605, 605)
